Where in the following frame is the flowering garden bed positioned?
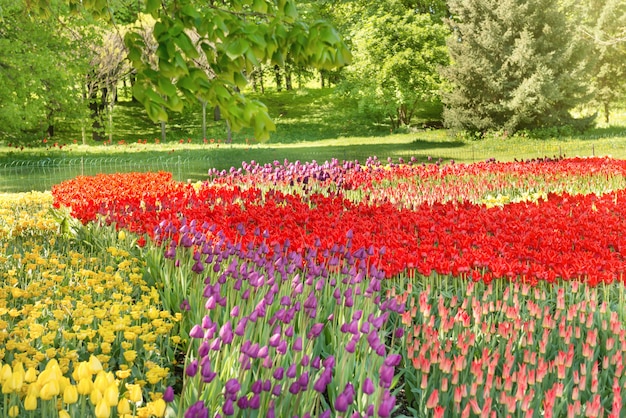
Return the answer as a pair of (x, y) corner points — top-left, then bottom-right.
(1, 156), (626, 417)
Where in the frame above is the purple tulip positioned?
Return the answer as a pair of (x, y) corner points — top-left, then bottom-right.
(273, 367), (284, 380)
(234, 317), (248, 336)
(311, 357), (321, 369)
(293, 337), (303, 351)
(322, 356), (335, 369)
(225, 378), (241, 395)
(384, 354), (402, 367)
(251, 380), (262, 394)
(185, 359), (198, 377)
(298, 371), (309, 388)
(184, 401), (208, 418)
(379, 364), (394, 388)
(269, 333), (281, 347)
(287, 364), (297, 378)
(289, 382), (300, 395)
(189, 325), (204, 339)
(192, 260), (204, 274)
(249, 394), (260, 409)
(313, 370), (331, 393)
(277, 340), (287, 355)
(376, 344), (386, 357)
(205, 296), (216, 310)
(163, 386), (175, 402)
(236, 396), (248, 409)
(334, 393), (348, 412)
(377, 391), (396, 417)
(300, 354), (310, 367)
(222, 398), (234, 416)
(272, 383), (282, 397)
(363, 377), (375, 395)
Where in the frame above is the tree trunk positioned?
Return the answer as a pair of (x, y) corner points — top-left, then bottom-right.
(604, 102), (610, 124)
(226, 119), (232, 144)
(90, 100), (103, 141)
(214, 105), (221, 121)
(202, 100), (207, 140)
(259, 66), (265, 94)
(285, 66), (293, 90)
(274, 65), (282, 91)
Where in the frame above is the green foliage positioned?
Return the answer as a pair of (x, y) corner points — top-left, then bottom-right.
(340, 1), (449, 130)
(442, 0), (594, 134)
(587, 0), (626, 123)
(23, 0), (351, 142)
(0, 0), (91, 142)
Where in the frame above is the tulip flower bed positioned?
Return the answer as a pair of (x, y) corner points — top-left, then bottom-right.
(1, 155), (626, 417)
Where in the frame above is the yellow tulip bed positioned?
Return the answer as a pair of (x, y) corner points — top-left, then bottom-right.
(0, 192), (179, 417)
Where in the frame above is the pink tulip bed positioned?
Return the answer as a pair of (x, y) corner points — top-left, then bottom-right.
(2, 155), (626, 417)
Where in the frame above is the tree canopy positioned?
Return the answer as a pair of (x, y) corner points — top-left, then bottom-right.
(21, 0), (350, 141)
(339, 1), (449, 129)
(442, 0), (594, 134)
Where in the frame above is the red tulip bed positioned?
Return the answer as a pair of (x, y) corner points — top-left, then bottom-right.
(46, 156), (626, 417)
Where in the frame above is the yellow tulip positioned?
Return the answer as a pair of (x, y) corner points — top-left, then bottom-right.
(58, 410), (71, 418)
(40, 380), (61, 400)
(77, 378), (93, 395)
(90, 387), (103, 406)
(95, 399), (111, 418)
(126, 383), (143, 403)
(73, 362), (92, 382)
(10, 362), (24, 391)
(115, 369), (132, 380)
(8, 405), (19, 417)
(2, 379), (12, 394)
(24, 394), (38, 410)
(118, 398), (131, 414)
(88, 355), (103, 374)
(104, 384), (119, 407)
(25, 367), (38, 383)
(63, 384), (78, 404)
(0, 364), (12, 382)
(151, 398), (166, 417)
(123, 350), (137, 363)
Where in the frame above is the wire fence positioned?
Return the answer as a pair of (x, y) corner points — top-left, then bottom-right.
(2, 140), (626, 193)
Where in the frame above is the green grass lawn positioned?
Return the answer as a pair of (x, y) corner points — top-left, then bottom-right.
(1, 88), (625, 192)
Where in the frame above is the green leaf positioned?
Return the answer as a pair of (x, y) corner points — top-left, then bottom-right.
(283, 0), (298, 21)
(157, 76), (177, 97)
(251, 0), (268, 14)
(225, 38), (249, 59)
(175, 33), (199, 59)
(145, 0), (160, 16)
(153, 21), (169, 42)
(165, 94), (184, 112)
(145, 100), (168, 122)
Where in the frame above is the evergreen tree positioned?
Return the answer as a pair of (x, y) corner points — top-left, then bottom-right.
(442, 0), (593, 134)
(588, 0), (626, 123)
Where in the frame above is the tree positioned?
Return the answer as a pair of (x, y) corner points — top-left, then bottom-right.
(442, 0), (593, 134)
(341, 1), (449, 129)
(26, 0), (351, 141)
(587, 0), (626, 123)
(0, 0), (89, 142)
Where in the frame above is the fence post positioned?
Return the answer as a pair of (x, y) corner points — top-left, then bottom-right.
(592, 144), (595, 157)
(178, 155), (182, 181)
